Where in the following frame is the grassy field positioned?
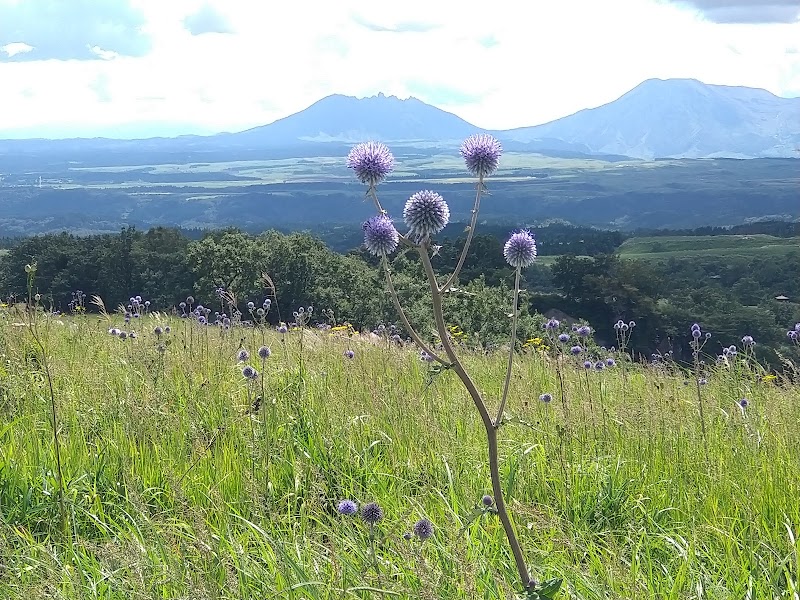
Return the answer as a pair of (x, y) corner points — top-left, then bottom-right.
(617, 234), (800, 260)
(0, 309), (799, 599)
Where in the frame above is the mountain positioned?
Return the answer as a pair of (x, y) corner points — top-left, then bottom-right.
(223, 92), (481, 144)
(501, 78), (800, 159)
(1, 79), (798, 160)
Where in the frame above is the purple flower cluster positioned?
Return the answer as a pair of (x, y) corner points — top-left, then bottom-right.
(403, 190), (450, 239)
(363, 215), (399, 256)
(460, 134), (502, 179)
(346, 141), (394, 187)
(503, 230), (537, 268)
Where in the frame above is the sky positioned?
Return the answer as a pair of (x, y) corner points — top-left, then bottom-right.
(1, 0), (799, 138)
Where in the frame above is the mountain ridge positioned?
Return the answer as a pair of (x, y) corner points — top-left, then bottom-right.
(1, 79), (798, 159)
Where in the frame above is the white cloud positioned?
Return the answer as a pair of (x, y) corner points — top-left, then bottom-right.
(0, 0), (798, 137)
(1, 42), (33, 57)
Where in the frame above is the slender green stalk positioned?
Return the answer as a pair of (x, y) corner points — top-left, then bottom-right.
(417, 244), (532, 590)
(25, 269), (68, 538)
(381, 257), (447, 366)
(441, 179), (484, 293)
(495, 266), (521, 424)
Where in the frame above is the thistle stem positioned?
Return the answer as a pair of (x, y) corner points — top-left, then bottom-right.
(417, 245), (531, 589)
(368, 187), (386, 215)
(381, 257), (448, 366)
(495, 266), (521, 425)
(441, 179), (484, 293)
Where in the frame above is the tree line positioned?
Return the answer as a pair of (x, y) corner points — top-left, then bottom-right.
(0, 225), (798, 366)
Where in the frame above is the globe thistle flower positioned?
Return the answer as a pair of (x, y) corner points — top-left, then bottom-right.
(277, 324), (288, 334)
(413, 518), (434, 540)
(503, 230), (537, 268)
(258, 346), (271, 360)
(606, 358), (616, 367)
(129, 331), (137, 339)
(119, 331), (127, 340)
(337, 499), (358, 516)
(557, 333), (570, 343)
(186, 296), (195, 305)
(594, 361), (605, 371)
(570, 345), (582, 355)
(242, 366), (258, 379)
(539, 393), (553, 403)
(692, 328), (702, 339)
(583, 360), (593, 369)
(741, 335), (755, 346)
(738, 398), (749, 408)
(403, 190), (450, 239)
(237, 348), (250, 362)
(460, 133), (502, 178)
(420, 350), (435, 362)
(346, 141), (394, 187)
(363, 215), (399, 256)
(164, 326), (171, 334)
(482, 494), (494, 507)
(197, 315), (207, 325)
(344, 349), (355, 359)
(153, 326), (163, 336)
(545, 318), (560, 330)
(577, 325), (592, 338)
(361, 502), (383, 525)
(247, 301), (255, 310)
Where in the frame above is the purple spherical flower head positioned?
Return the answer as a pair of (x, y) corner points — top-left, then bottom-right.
(237, 348), (250, 362)
(420, 350), (435, 362)
(242, 365), (258, 379)
(460, 133), (502, 179)
(119, 331), (127, 339)
(741, 335), (754, 346)
(413, 518), (434, 540)
(164, 326), (171, 334)
(594, 361), (605, 371)
(539, 393), (553, 403)
(606, 358), (616, 367)
(337, 499), (358, 516)
(503, 230), (537, 268)
(583, 360), (593, 369)
(247, 301), (255, 310)
(404, 190), (450, 239)
(344, 349), (355, 359)
(577, 325), (591, 338)
(692, 329), (702, 339)
(361, 502), (383, 525)
(186, 296), (195, 305)
(347, 141), (394, 187)
(363, 215), (399, 256)
(691, 323), (701, 332)
(482, 494), (494, 507)
(789, 330), (798, 341)
(277, 324), (288, 334)
(258, 346), (271, 360)
(738, 398), (749, 408)
(570, 345), (582, 355)
(558, 333), (570, 343)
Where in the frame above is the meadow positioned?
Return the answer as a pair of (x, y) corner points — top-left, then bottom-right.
(1, 305), (798, 599)
(616, 235), (800, 261)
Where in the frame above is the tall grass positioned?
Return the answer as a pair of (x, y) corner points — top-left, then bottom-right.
(0, 312), (798, 599)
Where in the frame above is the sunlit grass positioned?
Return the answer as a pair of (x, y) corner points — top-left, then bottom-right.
(0, 312), (798, 599)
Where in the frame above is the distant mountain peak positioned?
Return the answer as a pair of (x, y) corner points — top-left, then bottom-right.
(503, 78), (799, 159)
